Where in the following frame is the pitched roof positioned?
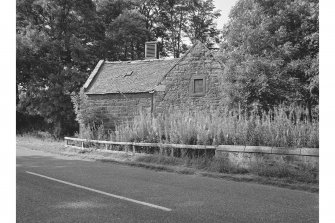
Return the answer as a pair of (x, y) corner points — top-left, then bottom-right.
(83, 41), (225, 95)
(84, 58), (179, 94)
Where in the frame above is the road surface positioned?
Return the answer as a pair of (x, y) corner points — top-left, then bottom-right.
(17, 146), (318, 223)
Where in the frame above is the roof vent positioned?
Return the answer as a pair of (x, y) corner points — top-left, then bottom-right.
(145, 42), (159, 59)
(208, 42), (220, 51)
(124, 71), (133, 77)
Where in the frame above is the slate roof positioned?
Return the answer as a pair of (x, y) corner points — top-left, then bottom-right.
(84, 58), (179, 94)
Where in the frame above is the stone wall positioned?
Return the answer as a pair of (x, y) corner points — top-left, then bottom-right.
(216, 150), (318, 169)
(157, 43), (224, 112)
(86, 93), (152, 129)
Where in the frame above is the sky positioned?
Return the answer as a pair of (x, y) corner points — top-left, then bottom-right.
(213, 0), (239, 28)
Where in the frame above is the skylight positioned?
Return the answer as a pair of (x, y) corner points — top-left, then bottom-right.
(124, 71), (133, 77)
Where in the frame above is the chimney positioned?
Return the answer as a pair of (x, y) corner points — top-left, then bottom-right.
(208, 42), (220, 51)
(145, 42), (159, 59)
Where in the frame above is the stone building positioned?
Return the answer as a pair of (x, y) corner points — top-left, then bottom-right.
(82, 41), (225, 129)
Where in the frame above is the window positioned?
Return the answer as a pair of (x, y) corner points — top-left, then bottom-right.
(190, 76), (206, 96)
(194, 79), (204, 93)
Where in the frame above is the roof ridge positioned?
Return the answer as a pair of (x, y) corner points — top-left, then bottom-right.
(104, 58), (178, 64)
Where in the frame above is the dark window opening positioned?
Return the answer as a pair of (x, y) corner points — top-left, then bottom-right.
(190, 76), (206, 96)
(194, 79), (204, 93)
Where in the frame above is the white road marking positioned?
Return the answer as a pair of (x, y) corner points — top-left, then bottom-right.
(26, 171), (172, 212)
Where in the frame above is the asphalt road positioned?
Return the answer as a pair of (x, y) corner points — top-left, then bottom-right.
(17, 146), (318, 223)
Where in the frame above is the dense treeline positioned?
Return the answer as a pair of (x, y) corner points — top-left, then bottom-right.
(16, 0), (318, 137)
(221, 0), (318, 119)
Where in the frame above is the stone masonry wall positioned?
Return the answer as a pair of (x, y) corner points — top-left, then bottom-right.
(156, 43), (224, 112)
(86, 93), (152, 130)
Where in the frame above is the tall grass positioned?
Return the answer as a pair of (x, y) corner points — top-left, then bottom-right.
(135, 154), (318, 184)
(111, 105), (318, 148)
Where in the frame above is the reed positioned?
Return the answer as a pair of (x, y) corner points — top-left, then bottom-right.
(112, 105), (318, 148)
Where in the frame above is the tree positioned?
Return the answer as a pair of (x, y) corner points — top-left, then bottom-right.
(96, 0), (133, 25)
(16, 0), (104, 136)
(151, 0), (187, 58)
(105, 9), (153, 60)
(97, 0), (222, 58)
(95, 0), (155, 60)
(183, 0), (221, 47)
(135, 0), (170, 56)
(221, 0), (318, 118)
(150, 0), (221, 58)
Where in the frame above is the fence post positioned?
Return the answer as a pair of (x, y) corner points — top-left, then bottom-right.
(105, 144), (108, 151)
(132, 143), (135, 155)
(159, 144), (163, 155)
(171, 148), (174, 157)
(65, 138), (68, 147)
(81, 141), (84, 149)
(181, 148), (185, 158)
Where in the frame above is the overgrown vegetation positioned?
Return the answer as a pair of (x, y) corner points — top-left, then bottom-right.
(68, 95), (319, 187)
(136, 154), (318, 184)
(71, 89), (109, 140)
(110, 105), (318, 148)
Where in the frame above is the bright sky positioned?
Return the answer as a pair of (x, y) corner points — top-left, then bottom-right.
(213, 0), (239, 29)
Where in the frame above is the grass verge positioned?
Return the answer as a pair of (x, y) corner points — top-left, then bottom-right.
(136, 154), (318, 184)
(16, 133), (65, 152)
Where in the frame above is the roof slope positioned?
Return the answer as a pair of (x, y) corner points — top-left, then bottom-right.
(84, 58), (179, 94)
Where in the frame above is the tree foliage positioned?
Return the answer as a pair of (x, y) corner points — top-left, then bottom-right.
(221, 0), (318, 117)
(183, 0), (221, 46)
(104, 9), (152, 60)
(153, 0), (221, 57)
(17, 0), (104, 136)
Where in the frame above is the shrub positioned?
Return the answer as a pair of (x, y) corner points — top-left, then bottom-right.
(71, 89), (108, 130)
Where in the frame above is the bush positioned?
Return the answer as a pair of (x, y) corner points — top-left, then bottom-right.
(71, 89), (108, 131)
